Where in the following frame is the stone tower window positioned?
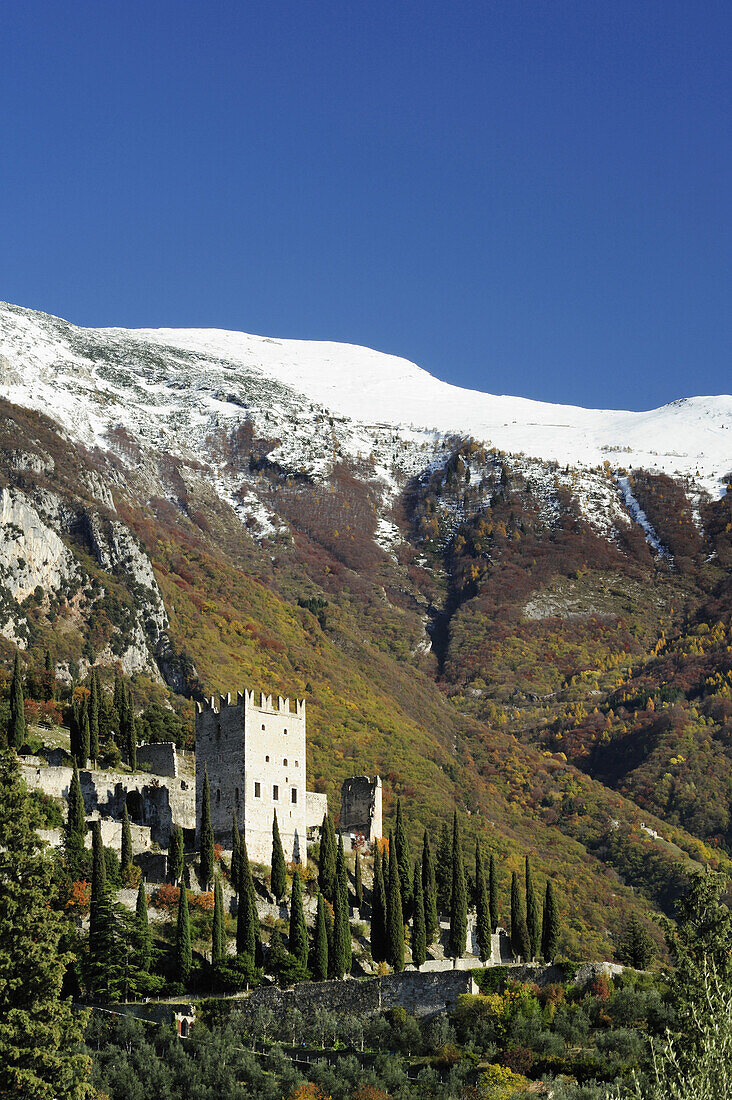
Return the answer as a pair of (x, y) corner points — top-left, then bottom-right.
(216, 789), (221, 803)
(295, 760), (299, 767)
(291, 787), (298, 804)
(262, 724), (265, 730)
(265, 755), (270, 762)
(273, 785), (279, 801)
(283, 728), (287, 735)
(254, 781), (261, 798)
(283, 758), (288, 767)
(235, 787), (239, 803)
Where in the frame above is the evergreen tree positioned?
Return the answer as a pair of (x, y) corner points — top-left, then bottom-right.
(270, 810), (287, 901)
(318, 813), (336, 901)
(0, 750), (91, 1097)
(69, 704), (80, 764)
(332, 845), (347, 978)
(386, 831), (405, 972)
(541, 879), (560, 962)
(312, 892), (329, 980)
(411, 858), (427, 967)
(199, 767), (215, 891)
(88, 820), (123, 999)
(324, 895), (335, 978)
(354, 851), (363, 910)
(394, 798), (413, 919)
(617, 911), (656, 970)
(88, 669), (100, 763)
(435, 821), (452, 918)
(510, 871), (531, 961)
(422, 831), (437, 946)
(112, 670), (125, 737)
(175, 885), (192, 985)
(167, 825), (184, 884)
(64, 762), (86, 875)
(449, 811), (467, 958)
(370, 844), (387, 963)
(134, 879), (151, 972)
(236, 839), (260, 960)
(288, 870), (308, 968)
(525, 856), (541, 959)
(8, 649), (26, 750)
(231, 812), (242, 894)
(212, 876), (225, 968)
(489, 853), (499, 931)
(80, 703), (91, 770)
(120, 804), (133, 882)
(336, 835), (351, 974)
(475, 840), (492, 961)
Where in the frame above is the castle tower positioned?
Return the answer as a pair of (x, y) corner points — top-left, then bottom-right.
(195, 690), (307, 864)
(339, 775), (382, 843)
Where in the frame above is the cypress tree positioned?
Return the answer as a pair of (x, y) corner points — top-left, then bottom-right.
(435, 821), (452, 918)
(8, 650), (26, 750)
(69, 704), (79, 764)
(199, 767), (214, 891)
(288, 869), (308, 968)
(0, 750), (91, 1096)
(510, 871), (531, 961)
(134, 879), (151, 972)
(370, 844), (387, 963)
(270, 810), (287, 901)
(318, 813), (336, 901)
(541, 880), (560, 962)
(64, 762), (86, 875)
(175, 885), (192, 985)
(354, 851), (363, 910)
(88, 820), (122, 999)
(332, 843), (347, 978)
(617, 911), (656, 970)
(236, 839), (260, 960)
(394, 798), (413, 919)
(525, 856), (541, 959)
(449, 812), (467, 958)
(337, 834), (351, 974)
(489, 853), (499, 931)
(167, 825), (184, 884)
(120, 804), (133, 881)
(80, 703), (91, 771)
(88, 670), (100, 763)
(386, 831), (405, 972)
(312, 892), (329, 980)
(212, 876), (225, 967)
(411, 858), (427, 967)
(231, 812), (242, 894)
(422, 830), (437, 946)
(475, 840), (492, 961)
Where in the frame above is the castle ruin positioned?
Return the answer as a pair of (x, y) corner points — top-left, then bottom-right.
(339, 775), (382, 843)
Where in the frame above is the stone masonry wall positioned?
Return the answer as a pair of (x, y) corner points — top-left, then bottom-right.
(339, 775), (382, 841)
(137, 742), (178, 777)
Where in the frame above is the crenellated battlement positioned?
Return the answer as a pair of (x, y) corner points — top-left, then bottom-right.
(195, 689), (305, 717)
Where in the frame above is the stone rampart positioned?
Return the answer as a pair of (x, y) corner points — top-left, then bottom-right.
(137, 742), (178, 777)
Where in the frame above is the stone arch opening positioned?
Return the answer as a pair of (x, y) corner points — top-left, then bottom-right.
(126, 789), (145, 824)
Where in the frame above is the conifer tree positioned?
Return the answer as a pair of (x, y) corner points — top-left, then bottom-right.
(332, 846), (347, 978)
(394, 798), (413, 919)
(541, 879), (560, 962)
(64, 762), (86, 875)
(199, 766), (215, 891)
(167, 824), (184, 884)
(489, 852), (499, 931)
(134, 879), (151, 972)
(354, 850), (363, 910)
(617, 911), (656, 970)
(80, 702), (91, 770)
(113, 670), (125, 734)
(318, 813), (336, 901)
(510, 871), (531, 961)
(175, 885), (192, 985)
(475, 839), (492, 961)
(386, 831), (405, 972)
(0, 750), (91, 1097)
(422, 830), (437, 946)
(8, 649), (26, 750)
(270, 810), (287, 901)
(231, 812), (242, 894)
(88, 669), (100, 763)
(336, 834), (351, 974)
(120, 803), (133, 881)
(69, 704), (80, 764)
(370, 843), (387, 963)
(312, 892), (329, 980)
(435, 821), (452, 918)
(411, 858), (426, 967)
(212, 876), (225, 968)
(236, 839), (260, 960)
(324, 895), (335, 978)
(525, 856), (541, 959)
(289, 869), (308, 968)
(449, 812), (467, 958)
(88, 820), (122, 999)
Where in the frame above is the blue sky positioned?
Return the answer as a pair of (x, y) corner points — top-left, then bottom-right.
(1, 2), (729, 409)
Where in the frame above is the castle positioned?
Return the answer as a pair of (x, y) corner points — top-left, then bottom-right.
(195, 688), (382, 864)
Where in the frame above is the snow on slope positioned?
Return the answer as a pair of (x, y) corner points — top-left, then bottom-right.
(1, 302), (730, 508)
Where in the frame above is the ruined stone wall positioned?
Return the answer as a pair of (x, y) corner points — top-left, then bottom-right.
(306, 790), (328, 831)
(339, 775), (382, 841)
(137, 742), (178, 777)
(21, 763), (194, 847)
